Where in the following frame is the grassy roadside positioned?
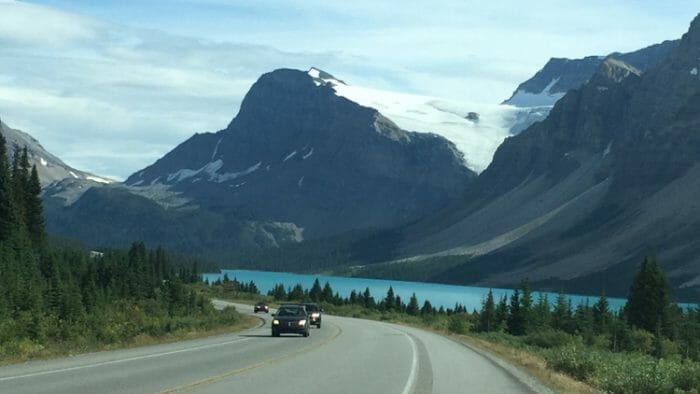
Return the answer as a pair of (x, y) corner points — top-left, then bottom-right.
(0, 300), (259, 367)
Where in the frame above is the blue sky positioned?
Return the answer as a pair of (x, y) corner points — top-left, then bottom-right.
(0, 0), (698, 179)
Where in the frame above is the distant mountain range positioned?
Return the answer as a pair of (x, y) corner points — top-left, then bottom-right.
(503, 39), (679, 107)
(365, 15), (700, 300)
(0, 120), (112, 187)
(7, 14), (699, 300)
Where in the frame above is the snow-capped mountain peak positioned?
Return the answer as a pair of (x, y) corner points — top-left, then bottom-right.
(305, 69), (526, 174)
(308, 67), (345, 87)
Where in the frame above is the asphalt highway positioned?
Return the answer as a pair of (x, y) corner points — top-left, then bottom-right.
(0, 301), (549, 393)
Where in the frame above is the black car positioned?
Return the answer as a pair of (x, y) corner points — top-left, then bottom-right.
(271, 304), (310, 337)
(301, 303), (323, 328)
(254, 301), (269, 313)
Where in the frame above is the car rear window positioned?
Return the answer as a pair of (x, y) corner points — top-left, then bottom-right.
(278, 307), (303, 316)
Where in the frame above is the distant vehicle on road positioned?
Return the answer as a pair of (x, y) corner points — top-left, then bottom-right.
(272, 304), (310, 337)
(301, 302), (323, 328)
(254, 301), (269, 313)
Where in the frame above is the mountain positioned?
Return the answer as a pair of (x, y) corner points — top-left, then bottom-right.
(308, 69), (537, 173)
(0, 119), (113, 187)
(376, 15), (700, 299)
(503, 40), (679, 108)
(125, 68), (475, 238)
(45, 68), (475, 255)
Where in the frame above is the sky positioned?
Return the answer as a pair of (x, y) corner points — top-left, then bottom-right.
(0, 0), (698, 180)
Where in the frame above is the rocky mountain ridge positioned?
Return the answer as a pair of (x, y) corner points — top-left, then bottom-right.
(384, 15), (700, 298)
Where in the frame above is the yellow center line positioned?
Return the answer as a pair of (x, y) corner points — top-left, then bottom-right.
(159, 321), (344, 393)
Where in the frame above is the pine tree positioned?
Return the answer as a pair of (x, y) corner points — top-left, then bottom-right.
(477, 289), (496, 332)
(321, 282), (334, 303)
(10, 145), (30, 224)
(592, 292), (612, 335)
(0, 132), (17, 241)
(362, 287), (375, 309)
(552, 291), (572, 333)
(532, 293), (551, 331)
(309, 279), (322, 302)
(495, 295), (508, 331)
(383, 286), (396, 311)
(287, 283), (305, 301)
(520, 280), (533, 333)
(25, 165), (45, 248)
(625, 256), (672, 333)
(507, 289), (526, 336)
(406, 293), (419, 316)
(420, 300), (433, 315)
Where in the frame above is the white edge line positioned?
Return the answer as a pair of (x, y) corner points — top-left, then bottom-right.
(0, 337), (252, 383)
(400, 331), (419, 394)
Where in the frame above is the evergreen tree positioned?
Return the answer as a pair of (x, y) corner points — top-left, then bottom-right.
(506, 289), (526, 335)
(383, 286), (396, 311)
(309, 279), (322, 302)
(10, 145), (30, 225)
(532, 293), (551, 331)
(321, 282), (334, 303)
(406, 293), (419, 316)
(477, 289), (496, 332)
(625, 256), (672, 334)
(25, 165), (44, 248)
(552, 291), (572, 333)
(348, 289), (358, 305)
(520, 280), (533, 333)
(420, 300), (433, 315)
(494, 295), (508, 331)
(287, 283), (305, 301)
(361, 287), (375, 309)
(0, 132), (17, 241)
(268, 283), (287, 300)
(592, 292), (612, 335)
(573, 299), (593, 335)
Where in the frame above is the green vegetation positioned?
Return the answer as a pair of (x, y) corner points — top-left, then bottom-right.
(207, 257), (700, 393)
(0, 135), (248, 364)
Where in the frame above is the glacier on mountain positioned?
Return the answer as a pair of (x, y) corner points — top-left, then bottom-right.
(307, 68), (548, 173)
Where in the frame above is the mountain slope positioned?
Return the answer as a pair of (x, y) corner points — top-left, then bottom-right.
(0, 119), (112, 187)
(125, 68), (475, 239)
(384, 16), (700, 299)
(503, 40), (679, 107)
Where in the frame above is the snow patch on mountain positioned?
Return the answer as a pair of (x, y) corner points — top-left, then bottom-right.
(167, 159), (262, 184)
(305, 68), (549, 173)
(211, 137), (223, 160)
(86, 175), (112, 184)
(302, 148), (314, 160)
(504, 77), (566, 107)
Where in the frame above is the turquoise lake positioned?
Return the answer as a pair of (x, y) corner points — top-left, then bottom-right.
(203, 269), (647, 312)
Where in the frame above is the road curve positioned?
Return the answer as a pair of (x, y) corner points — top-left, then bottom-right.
(0, 301), (549, 393)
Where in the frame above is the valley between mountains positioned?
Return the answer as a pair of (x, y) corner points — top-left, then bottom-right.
(3, 14), (700, 302)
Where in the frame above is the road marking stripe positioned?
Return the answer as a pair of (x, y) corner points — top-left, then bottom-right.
(400, 331), (419, 394)
(0, 338), (252, 382)
(160, 322), (344, 393)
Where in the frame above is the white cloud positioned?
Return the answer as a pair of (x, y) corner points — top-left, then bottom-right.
(0, 1), (102, 47)
(2, 0), (699, 179)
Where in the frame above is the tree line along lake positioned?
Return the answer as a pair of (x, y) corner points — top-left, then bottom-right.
(202, 269), (698, 312)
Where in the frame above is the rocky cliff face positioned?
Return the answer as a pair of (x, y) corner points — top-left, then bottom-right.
(394, 15), (700, 298)
(125, 68), (475, 238)
(503, 40), (678, 108)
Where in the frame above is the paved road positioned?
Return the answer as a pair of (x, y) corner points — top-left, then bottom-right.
(0, 301), (548, 393)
